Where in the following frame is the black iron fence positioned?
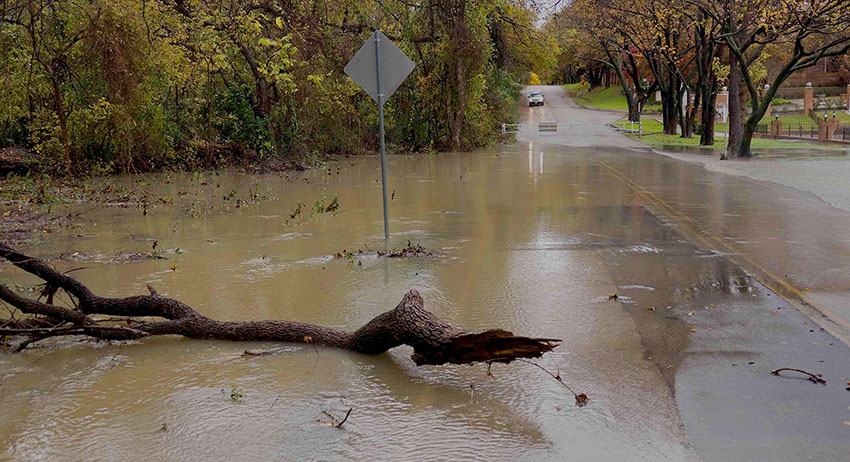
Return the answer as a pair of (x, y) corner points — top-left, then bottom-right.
(786, 125), (819, 138)
(839, 126), (850, 142)
(755, 123), (849, 141)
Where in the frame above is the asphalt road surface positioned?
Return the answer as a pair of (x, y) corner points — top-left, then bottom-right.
(517, 85), (850, 461)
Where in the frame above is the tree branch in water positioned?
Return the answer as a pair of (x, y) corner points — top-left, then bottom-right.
(0, 243), (559, 366)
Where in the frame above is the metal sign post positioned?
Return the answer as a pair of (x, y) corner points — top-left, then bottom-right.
(375, 35), (389, 241)
(344, 31), (414, 244)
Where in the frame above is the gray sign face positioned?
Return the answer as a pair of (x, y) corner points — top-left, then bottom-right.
(344, 31), (415, 104)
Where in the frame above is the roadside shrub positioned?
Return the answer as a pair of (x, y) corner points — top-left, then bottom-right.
(212, 85), (272, 157)
(26, 109), (65, 174)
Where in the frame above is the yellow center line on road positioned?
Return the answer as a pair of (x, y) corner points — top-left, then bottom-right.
(583, 149), (850, 345)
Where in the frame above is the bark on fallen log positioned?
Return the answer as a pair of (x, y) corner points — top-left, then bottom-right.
(0, 243), (559, 365)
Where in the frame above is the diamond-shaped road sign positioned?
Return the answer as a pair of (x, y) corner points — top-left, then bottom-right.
(344, 31), (414, 105)
(344, 30), (414, 243)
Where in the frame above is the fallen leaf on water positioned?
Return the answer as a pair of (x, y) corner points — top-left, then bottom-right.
(170, 264), (177, 271)
(687, 311), (695, 316)
(646, 306), (656, 311)
(575, 393), (589, 407)
(690, 328), (696, 333)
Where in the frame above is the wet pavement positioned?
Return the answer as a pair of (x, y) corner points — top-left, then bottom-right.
(1, 86), (849, 461)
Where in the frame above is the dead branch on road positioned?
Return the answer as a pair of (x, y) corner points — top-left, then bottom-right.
(771, 368), (826, 385)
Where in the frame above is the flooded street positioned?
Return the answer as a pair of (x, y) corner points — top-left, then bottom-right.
(3, 86), (850, 461)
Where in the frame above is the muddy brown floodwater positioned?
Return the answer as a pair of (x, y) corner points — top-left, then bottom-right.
(4, 87), (850, 460)
(1, 149), (701, 461)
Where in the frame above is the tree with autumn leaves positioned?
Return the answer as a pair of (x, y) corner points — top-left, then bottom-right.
(0, 0), (558, 174)
(552, 0), (850, 158)
(704, 0), (850, 158)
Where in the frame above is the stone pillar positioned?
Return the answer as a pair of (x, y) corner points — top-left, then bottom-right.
(819, 121), (832, 141)
(803, 82), (814, 115)
(770, 119), (782, 137)
(716, 87), (729, 123)
(846, 84), (850, 111)
(716, 87), (728, 109)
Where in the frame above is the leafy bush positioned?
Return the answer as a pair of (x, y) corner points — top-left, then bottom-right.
(212, 85), (272, 156)
(27, 110), (65, 174)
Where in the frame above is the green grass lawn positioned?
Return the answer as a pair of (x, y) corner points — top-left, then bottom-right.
(581, 86), (630, 110)
(773, 112), (850, 126)
(623, 131), (838, 151)
(564, 84), (661, 113)
(615, 119), (725, 134)
(562, 83), (584, 93)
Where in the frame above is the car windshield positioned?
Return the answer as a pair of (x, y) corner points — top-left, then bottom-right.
(530, 92), (541, 97)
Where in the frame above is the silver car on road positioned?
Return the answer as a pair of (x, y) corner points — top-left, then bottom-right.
(527, 91), (544, 107)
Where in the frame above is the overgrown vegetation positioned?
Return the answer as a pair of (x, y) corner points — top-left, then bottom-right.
(0, 0), (556, 176)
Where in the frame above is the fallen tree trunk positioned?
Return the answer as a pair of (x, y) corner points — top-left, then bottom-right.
(0, 244), (559, 365)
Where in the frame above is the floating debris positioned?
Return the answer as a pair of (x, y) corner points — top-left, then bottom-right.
(55, 250), (168, 264)
(335, 241), (434, 260)
(382, 241), (434, 258)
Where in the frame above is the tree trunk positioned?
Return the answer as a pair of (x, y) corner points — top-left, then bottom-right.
(738, 121), (754, 158)
(662, 87), (678, 135)
(695, 25), (719, 146)
(0, 244), (558, 365)
(725, 50), (744, 159)
(628, 103), (640, 122)
(684, 90), (700, 139)
(697, 44), (719, 147)
(49, 76), (71, 172)
(450, 56), (467, 151)
(446, 0), (468, 152)
(700, 87), (717, 146)
(237, 43), (274, 117)
(624, 53), (653, 123)
(604, 46), (638, 122)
